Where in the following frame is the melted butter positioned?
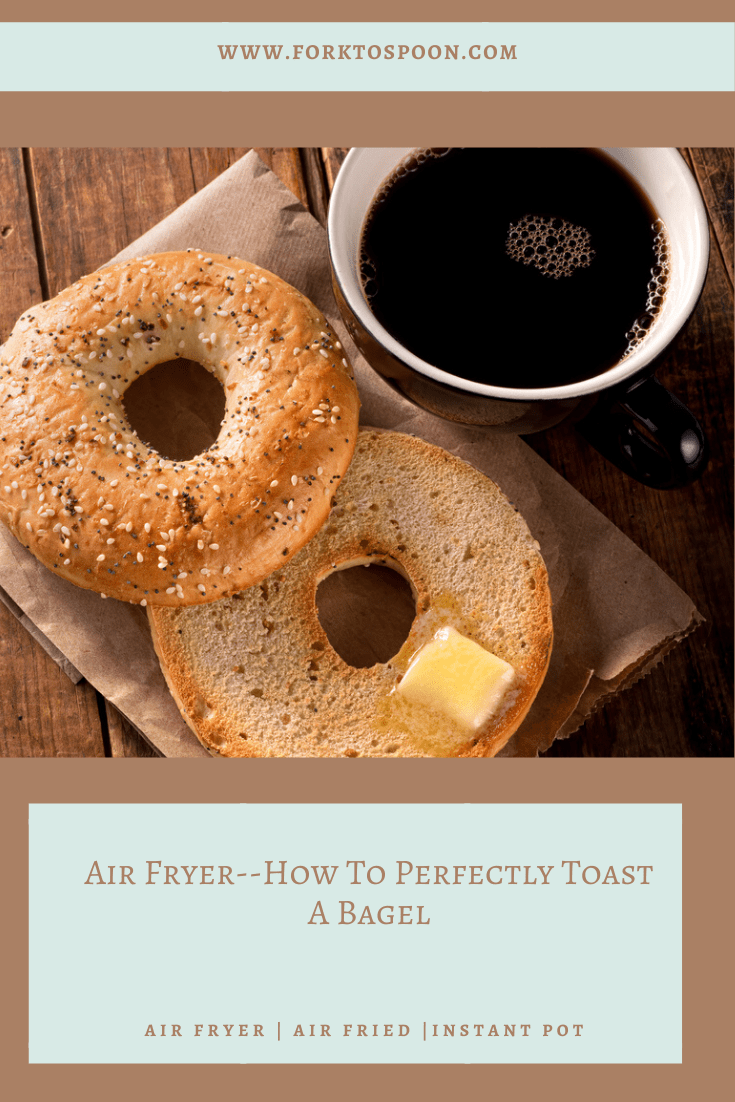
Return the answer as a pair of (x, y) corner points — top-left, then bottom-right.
(398, 627), (515, 731)
(372, 595), (517, 756)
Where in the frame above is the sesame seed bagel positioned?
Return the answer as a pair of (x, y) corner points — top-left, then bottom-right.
(0, 251), (359, 606)
(149, 429), (553, 757)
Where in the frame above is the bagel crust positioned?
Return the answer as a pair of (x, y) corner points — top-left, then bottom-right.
(0, 251), (359, 606)
(149, 430), (553, 757)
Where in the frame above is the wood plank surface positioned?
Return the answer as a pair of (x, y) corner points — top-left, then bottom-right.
(0, 148), (106, 757)
(0, 146), (732, 757)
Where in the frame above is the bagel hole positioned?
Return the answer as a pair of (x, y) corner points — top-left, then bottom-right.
(316, 563), (416, 668)
(122, 359), (226, 460)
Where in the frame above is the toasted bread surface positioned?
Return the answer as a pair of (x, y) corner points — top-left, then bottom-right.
(149, 429), (552, 756)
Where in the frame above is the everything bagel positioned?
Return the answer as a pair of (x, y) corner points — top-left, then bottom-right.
(0, 251), (359, 606)
(149, 430), (553, 757)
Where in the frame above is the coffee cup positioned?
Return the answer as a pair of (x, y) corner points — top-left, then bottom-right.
(328, 147), (709, 488)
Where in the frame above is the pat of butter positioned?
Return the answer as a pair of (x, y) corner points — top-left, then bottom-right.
(398, 627), (515, 730)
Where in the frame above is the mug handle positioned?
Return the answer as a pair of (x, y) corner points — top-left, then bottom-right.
(575, 375), (708, 489)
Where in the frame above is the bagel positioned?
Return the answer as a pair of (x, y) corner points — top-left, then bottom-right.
(0, 251), (359, 606)
(149, 430), (553, 757)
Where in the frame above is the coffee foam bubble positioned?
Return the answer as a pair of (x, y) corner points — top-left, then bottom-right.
(622, 219), (671, 357)
(505, 214), (594, 279)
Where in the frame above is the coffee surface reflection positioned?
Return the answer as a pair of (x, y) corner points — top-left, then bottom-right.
(359, 148), (669, 390)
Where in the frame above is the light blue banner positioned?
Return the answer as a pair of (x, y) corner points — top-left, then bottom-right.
(29, 803), (682, 1064)
(0, 23), (732, 92)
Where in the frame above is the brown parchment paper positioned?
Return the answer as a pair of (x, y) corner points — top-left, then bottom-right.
(0, 151), (701, 757)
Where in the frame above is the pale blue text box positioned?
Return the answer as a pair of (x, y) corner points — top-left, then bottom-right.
(0, 23), (732, 92)
(28, 803), (681, 1063)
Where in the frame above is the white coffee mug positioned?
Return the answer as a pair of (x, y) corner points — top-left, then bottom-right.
(328, 148), (710, 487)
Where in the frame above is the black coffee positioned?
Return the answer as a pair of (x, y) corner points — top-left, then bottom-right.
(359, 148), (669, 389)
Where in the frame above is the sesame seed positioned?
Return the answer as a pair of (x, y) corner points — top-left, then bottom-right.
(209, 543), (219, 550)
(144, 522), (151, 533)
(197, 584), (206, 593)
(137, 552), (143, 563)
(166, 587), (176, 595)
(332, 406), (340, 413)
(156, 544), (167, 552)
(97, 554), (105, 562)
(140, 599), (147, 607)
(223, 565), (231, 575)
(178, 572), (187, 579)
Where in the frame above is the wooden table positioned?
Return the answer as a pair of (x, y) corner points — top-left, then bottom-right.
(0, 147), (731, 757)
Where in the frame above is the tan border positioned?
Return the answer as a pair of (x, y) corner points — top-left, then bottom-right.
(2, 92), (734, 147)
(17, 1), (735, 19)
(1, 4), (733, 1099)
(1, 759), (733, 1099)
